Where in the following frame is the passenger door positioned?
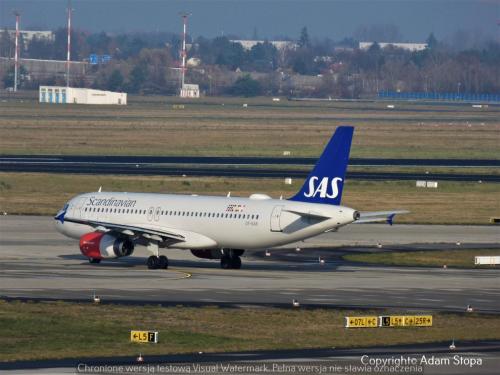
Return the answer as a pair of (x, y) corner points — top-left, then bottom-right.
(270, 205), (284, 232)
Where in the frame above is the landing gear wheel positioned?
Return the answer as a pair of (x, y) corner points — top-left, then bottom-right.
(88, 258), (101, 264)
(147, 255), (160, 269)
(158, 255), (169, 269)
(220, 256), (241, 269)
(230, 256), (241, 269)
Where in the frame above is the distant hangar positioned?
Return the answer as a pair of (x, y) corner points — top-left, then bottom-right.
(39, 86), (127, 105)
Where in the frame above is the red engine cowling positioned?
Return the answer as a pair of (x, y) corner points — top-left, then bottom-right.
(80, 232), (134, 260)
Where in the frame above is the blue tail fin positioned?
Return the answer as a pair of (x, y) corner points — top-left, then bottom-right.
(289, 126), (354, 205)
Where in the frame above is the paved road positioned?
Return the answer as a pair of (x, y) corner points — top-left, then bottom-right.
(1, 216), (499, 313)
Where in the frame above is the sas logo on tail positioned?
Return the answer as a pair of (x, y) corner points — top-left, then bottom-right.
(304, 176), (343, 199)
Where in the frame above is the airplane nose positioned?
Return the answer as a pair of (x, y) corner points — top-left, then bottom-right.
(54, 219), (65, 235)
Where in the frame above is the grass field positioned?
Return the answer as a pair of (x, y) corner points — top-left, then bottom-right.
(343, 249), (500, 268)
(1, 300), (500, 362)
(0, 172), (499, 224)
(0, 95), (499, 158)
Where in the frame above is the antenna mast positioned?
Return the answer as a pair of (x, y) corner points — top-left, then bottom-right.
(179, 12), (191, 91)
(66, 0), (73, 87)
(13, 11), (20, 92)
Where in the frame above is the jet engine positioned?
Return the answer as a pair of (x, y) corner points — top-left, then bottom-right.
(79, 232), (134, 260)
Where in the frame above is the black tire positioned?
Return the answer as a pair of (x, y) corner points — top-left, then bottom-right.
(159, 255), (169, 269)
(147, 255), (160, 269)
(220, 256), (231, 269)
(88, 258), (101, 264)
(230, 256), (242, 269)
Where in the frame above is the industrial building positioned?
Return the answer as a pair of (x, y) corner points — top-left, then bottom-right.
(231, 40), (298, 51)
(6, 30), (55, 47)
(39, 86), (127, 105)
(359, 42), (428, 52)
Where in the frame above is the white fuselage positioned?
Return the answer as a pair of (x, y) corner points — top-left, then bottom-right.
(55, 192), (357, 250)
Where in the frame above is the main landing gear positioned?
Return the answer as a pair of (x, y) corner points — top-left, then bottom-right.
(220, 255), (242, 269)
(147, 255), (169, 270)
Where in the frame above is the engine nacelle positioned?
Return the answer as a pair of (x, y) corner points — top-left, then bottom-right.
(79, 232), (134, 259)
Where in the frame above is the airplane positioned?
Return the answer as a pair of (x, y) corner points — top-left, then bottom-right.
(55, 126), (407, 270)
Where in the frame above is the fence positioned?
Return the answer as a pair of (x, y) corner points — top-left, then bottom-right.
(378, 91), (500, 102)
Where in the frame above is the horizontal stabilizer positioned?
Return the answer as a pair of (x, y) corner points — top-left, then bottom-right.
(355, 210), (409, 225)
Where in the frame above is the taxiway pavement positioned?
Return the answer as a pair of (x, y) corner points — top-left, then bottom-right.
(3, 341), (500, 374)
(1, 216), (499, 312)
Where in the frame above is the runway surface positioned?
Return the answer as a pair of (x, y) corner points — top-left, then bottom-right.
(1, 156), (499, 182)
(2, 155), (500, 167)
(1, 216), (499, 313)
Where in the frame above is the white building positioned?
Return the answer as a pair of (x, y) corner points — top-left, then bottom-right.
(7, 30), (55, 45)
(359, 42), (428, 52)
(39, 86), (127, 105)
(180, 84), (200, 98)
(231, 40), (298, 52)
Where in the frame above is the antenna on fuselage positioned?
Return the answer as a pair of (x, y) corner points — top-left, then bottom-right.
(98, 186), (102, 192)
(227, 192), (231, 197)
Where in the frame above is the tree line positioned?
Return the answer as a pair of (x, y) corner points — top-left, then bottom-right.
(0, 26), (499, 97)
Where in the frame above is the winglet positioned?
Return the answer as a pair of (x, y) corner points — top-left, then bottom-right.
(387, 213), (396, 226)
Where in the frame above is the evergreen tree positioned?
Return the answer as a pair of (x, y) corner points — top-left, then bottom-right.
(298, 26), (310, 48)
(107, 69), (124, 91)
(229, 74), (262, 97)
(426, 32), (438, 49)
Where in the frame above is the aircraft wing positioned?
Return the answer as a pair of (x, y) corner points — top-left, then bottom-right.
(355, 210), (409, 225)
(64, 217), (185, 243)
